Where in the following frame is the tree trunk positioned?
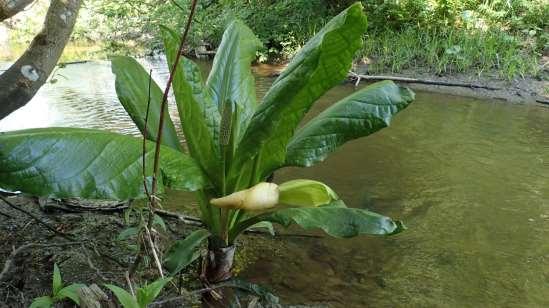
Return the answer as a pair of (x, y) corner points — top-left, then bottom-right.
(0, 0), (81, 120)
(0, 0), (35, 22)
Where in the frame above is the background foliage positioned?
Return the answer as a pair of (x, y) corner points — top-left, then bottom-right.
(2, 0), (547, 78)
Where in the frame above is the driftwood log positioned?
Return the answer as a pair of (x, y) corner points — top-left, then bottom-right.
(348, 72), (502, 90)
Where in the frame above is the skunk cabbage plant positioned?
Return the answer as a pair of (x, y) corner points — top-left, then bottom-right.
(0, 3), (414, 281)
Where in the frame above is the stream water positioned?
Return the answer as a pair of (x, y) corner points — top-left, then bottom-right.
(1, 59), (549, 307)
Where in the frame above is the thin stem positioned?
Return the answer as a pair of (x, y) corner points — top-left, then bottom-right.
(150, 0), (198, 196)
(142, 69), (154, 204)
(133, 0), (198, 280)
(125, 271), (136, 297)
(144, 224), (164, 278)
(143, 68), (163, 277)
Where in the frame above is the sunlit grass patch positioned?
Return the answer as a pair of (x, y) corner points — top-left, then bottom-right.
(361, 27), (541, 80)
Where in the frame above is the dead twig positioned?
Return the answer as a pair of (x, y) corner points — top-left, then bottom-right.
(125, 271), (136, 297)
(43, 202), (128, 213)
(131, 0), (198, 280)
(143, 224), (164, 278)
(150, 0), (198, 197)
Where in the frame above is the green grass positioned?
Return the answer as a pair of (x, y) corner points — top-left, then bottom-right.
(361, 27), (541, 80)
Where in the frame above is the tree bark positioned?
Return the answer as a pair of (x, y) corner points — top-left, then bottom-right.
(0, 0), (81, 120)
(0, 0), (34, 21)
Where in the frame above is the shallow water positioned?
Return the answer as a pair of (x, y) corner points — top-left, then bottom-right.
(1, 59), (549, 307)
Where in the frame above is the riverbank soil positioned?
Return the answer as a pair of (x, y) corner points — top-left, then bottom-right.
(0, 195), (202, 307)
(253, 59), (548, 105)
(0, 195), (296, 307)
(352, 65), (549, 105)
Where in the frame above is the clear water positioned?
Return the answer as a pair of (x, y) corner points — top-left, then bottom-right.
(2, 59), (549, 307)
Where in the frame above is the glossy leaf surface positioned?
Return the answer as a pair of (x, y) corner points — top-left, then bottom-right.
(278, 179), (338, 207)
(161, 27), (222, 182)
(286, 81), (414, 167)
(0, 128), (207, 200)
(111, 56), (182, 151)
(265, 206), (404, 237)
(164, 229), (210, 275)
(206, 20), (262, 141)
(232, 3), (368, 181)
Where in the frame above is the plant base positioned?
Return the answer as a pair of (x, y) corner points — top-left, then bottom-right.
(204, 245), (235, 283)
(201, 245), (236, 307)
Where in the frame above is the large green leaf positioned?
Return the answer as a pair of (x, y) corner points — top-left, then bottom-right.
(0, 128), (207, 200)
(232, 202), (403, 240)
(164, 229), (210, 275)
(265, 206), (404, 238)
(160, 26), (222, 184)
(111, 56), (182, 152)
(286, 81), (414, 167)
(230, 3), (368, 183)
(205, 19), (262, 142)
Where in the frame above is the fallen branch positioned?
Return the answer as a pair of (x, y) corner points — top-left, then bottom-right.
(42, 201), (204, 225)
(536, 98), (549, 105)
(348, 72), (502, 90)
(58, 60), (89, 66)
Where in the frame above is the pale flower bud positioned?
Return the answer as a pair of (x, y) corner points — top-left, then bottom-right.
(210, 182), (279, 211)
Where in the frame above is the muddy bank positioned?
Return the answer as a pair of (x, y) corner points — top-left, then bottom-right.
(0, 195), (320, 307)
(0, 195), (204, 307)
(253, 61), (548, 105)
(350, 66), (548, 105)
